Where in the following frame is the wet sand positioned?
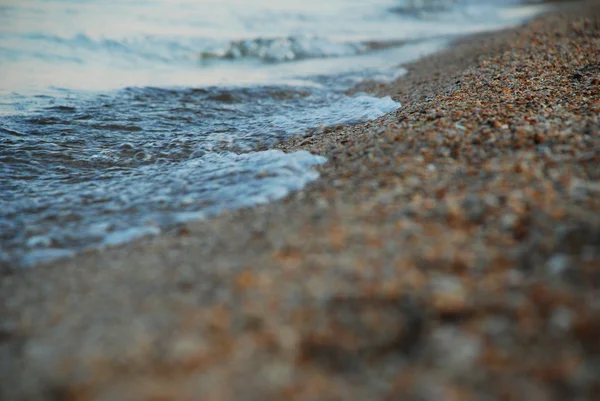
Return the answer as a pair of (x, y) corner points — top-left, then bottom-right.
(2, 1), (600, 400)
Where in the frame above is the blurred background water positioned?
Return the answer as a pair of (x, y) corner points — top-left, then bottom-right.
(0, 0), (545, 266)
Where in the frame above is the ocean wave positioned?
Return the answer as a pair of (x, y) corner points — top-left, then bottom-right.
(390, 0), (524, 18)
(0, 83), (400, 266)
(199, 35), (371, 63)
(0, 32), (204, 64)
(391, 0), (459, 15)
(6, 32), (391, 66)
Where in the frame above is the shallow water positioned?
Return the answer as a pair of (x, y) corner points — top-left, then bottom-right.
(0, 0), (545, 266)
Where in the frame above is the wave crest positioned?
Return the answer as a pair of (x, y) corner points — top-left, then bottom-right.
(200, 36), (368, 63)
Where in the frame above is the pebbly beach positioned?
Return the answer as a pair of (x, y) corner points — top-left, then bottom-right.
(1, 1), (600, 400)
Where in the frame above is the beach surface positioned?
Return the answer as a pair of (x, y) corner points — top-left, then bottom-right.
(2, 2), (600, 400)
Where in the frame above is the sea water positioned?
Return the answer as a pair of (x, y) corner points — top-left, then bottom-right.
(0, 0), (545, 266)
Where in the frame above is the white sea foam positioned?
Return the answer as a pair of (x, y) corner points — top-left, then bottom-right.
(102, 226), (162, 248)
(20, 249), (75, 268)
(201, 36), (368, 62)
(8, 149), (327, 266)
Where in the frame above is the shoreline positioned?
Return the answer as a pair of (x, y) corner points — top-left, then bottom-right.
(2, 2), (600, 400)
